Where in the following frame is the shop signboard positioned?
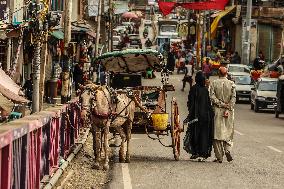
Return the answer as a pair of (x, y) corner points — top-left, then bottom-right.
(0, 0), (8, 21)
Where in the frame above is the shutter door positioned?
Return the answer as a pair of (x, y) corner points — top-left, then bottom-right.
(258, 24), (271, 62)
(272, 27), (282, 61)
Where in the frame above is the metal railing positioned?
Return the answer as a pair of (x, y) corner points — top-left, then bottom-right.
(0, 99), (82, 189)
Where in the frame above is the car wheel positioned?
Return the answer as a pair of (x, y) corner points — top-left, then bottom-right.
(254, 101), (259, 112)
(250, 103), (254, 110)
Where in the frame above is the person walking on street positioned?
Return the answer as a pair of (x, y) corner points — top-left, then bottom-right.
(184, 71), (215, 161)
(73, 63), (84, 91)
(202, 58), (212, 79)
(210, 67), (236, 163)
(181, 60), (194, 91)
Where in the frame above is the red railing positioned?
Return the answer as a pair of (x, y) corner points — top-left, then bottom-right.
(0, 100), (82, 189)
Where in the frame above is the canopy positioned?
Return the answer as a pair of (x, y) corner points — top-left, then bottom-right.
(158, 0), (229, 16)
(210, 6), (236, 38)
(122, 12), (139, 19)
(95, 49), (162, 73)
(0, 69), (29, 103)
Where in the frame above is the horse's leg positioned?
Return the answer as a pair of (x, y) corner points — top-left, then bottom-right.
(93, 125), (102, 170)
(103, 121), (110, 170)
(115, 126), (126, 163)
(125, 121), (132, 163)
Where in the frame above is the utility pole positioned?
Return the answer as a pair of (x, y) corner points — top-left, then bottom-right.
(61, 0), (72, 103)
(196, 11), (201, 69)
(242, 0), (252, 65)
(108, 0), (113, 52)
(202, 11), (206, 59)
(95, 0), (102, 57)
(101, 0), (107, 53)
(32, 0), (42, 113)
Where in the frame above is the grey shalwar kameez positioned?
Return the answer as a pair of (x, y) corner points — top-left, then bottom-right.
(210, 77), (236, 162)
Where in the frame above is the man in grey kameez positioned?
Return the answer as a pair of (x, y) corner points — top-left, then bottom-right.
(210, 67), (236, 163)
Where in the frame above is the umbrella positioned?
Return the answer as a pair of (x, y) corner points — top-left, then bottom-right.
(95, 49), (163, 73)
(122, 12), (138, 19)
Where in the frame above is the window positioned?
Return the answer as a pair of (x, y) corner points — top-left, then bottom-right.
(50, 0), (64, 11)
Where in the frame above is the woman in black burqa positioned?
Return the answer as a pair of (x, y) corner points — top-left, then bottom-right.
(185, 71), (214, 160)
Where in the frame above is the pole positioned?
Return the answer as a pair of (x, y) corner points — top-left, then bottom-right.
(6, 39), (11, 71)
(242, 0), (252, 65)
(202, 11), (206, 59)
(95, 0), (102, 57)
(101, 0), (106, 53)
(39, 34), (48, 111)
(61, 0), (72, 103)
(196, 11), (201, 69)
(32, 0), (42, 113)
(108, 0), (113, 52)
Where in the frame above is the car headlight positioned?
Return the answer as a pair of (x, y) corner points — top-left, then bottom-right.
(256, 96), (266, 101)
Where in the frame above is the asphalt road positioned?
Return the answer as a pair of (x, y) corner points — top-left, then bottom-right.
(106, 73), (284, 189)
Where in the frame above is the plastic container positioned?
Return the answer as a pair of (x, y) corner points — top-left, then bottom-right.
(151, 113), (169, 131)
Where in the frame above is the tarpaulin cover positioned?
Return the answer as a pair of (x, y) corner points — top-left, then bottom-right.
(95, 49), (162, 73)
(0, 68), (29, 103)
(158, 0), (229, 16)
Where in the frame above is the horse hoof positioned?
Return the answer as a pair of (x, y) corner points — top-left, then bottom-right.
(92, 163), (101, 170)
(103, 164), (110, 170)
(119, 158), (125, 163)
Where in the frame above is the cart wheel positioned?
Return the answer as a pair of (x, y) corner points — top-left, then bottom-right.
(171, 97), (181, 161)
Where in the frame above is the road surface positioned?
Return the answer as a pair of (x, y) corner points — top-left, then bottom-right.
(107, 73), (284, 189)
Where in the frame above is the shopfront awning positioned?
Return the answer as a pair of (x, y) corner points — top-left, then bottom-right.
(210, 6), (236, 38)
(0, 69), (29, 104)
(51, 30), (64, 40)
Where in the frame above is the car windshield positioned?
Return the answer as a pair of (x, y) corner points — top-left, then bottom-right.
(161, 25), (176, 32)
(258, 81), (277, 91)
(233, 75), (252, 85)
(129, 35), (139, 40)
(229, 66), (249, 73)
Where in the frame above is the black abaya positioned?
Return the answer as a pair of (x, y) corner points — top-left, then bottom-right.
(186, 84), (214, 158)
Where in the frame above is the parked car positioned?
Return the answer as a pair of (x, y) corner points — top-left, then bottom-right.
(250, 77), (278, 112)
(144, 19), (152, 26)
(230, 72), (253, 102)
(129, 34), (142, 49)
(112, 35), (121, 50)
(227, 64), (250, 77)
(113, 26), (127, 34)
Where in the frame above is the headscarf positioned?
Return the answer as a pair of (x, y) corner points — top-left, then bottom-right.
(195, 71), (206, 87)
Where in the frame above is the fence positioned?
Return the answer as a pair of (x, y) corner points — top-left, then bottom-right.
(0, 100), (82, 189)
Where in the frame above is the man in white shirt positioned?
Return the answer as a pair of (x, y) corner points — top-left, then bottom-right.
(181, 61), (194, 91)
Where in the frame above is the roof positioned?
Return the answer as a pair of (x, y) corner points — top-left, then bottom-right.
(230, 72), (250, 76)
(259, 77), (278, 82)
(228, 64), (249, 68)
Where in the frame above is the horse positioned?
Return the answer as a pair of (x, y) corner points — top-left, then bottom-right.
(79, 83), (135, 170)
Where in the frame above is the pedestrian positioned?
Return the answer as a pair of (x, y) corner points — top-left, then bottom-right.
(73, 63), (84, 91)
(166, 49), (176, 73)
(202, 58), (212, 79)
(184, 71), (214, 161)
(23, 73), (33, 101)
(181, 60), (194, 91)
(231, 51), (241, 64)
(210, 67), (236, 163)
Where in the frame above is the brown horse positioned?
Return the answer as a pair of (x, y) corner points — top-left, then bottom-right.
(80, 84), (135, 170)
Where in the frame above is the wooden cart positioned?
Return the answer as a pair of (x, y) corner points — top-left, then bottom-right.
(95, 49), (183, 160)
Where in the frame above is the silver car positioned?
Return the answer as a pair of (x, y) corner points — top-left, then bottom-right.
(250, 77), (278, 112)
(230, 72), (253, 102)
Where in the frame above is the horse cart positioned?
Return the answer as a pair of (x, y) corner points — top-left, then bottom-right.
(92, 49), (183, 162)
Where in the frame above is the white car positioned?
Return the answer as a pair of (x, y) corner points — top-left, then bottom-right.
(250, 77), (278, 112)
(113, 26), (127, 34)
(227, 64), (250, 74)
(230, 72), (253, 102)
(112, 35), (121, 50)
(144, 20), (152, 26)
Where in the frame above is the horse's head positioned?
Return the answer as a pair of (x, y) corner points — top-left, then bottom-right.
(79, 84), (96, 122)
